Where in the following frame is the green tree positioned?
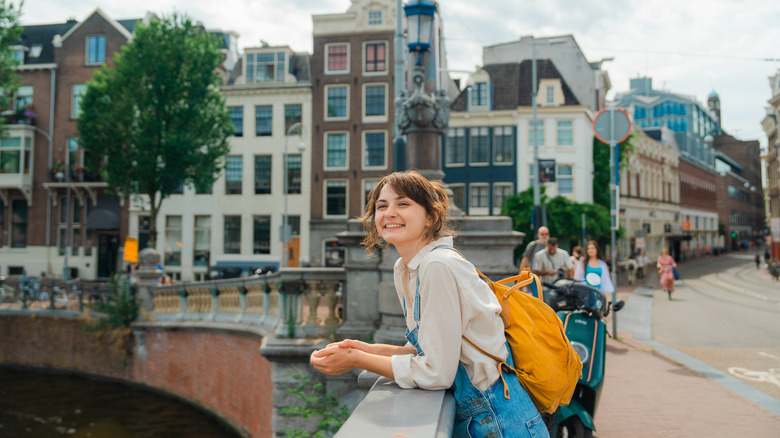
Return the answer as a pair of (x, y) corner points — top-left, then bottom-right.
(0, 1), (23, 131)
(592, 133), (636, 209)
(79, 15), (233, 247)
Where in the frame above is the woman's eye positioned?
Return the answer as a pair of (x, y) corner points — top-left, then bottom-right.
(376, 205), (387, 210)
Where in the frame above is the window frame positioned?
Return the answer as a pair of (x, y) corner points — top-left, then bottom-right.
(71, 84), (87, 119)
(324, 132), (349, 170)
(445, 127), (466, 167)
(469, 183), (490, 216)
(557, 164), (574, 196)
(528, 119), (544, 147)
(85, 34), (106, 65)
(193, 215), (211, 267)
(469, 127), (490, 166)
(252, 215), (271, 255)
(255, 105), (272, 137)
(362, 130), (387, 170)
(556, 120), (573, 148)
(223, 215), (242, 255)
(362, 82), (388, 123)
(492, 183), (514, 215)
(324, 179), (349, 218)
(254, 154), (272, 195)
(471, 82), (489, 108)
(324, 84), (349, 121)
(325, 43), (350, 75)
(164, 215), (182, 267)
(363, 41), (387, 75)
(284, 104), (302, 134)
(229, 106), (244, 137)
(285, 153), (303, 194)
(493, 126), (514, 165)
(224, 155), (243, 195)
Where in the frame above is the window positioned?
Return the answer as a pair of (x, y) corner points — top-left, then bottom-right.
(0, 137), (23, 174)
(493, 126), (514, 164)
(255, 105), (271, 136)
(364, 84), (386, 118)
(529, 120), (544, 146)
(470, 127), (489, 164)
(558, 165), (573, 195)
(230, 106), (244, 136)
(30, 44), (42, 58)
(363, 179), (380, 212)
(364, 42), (386, 73)
(15, 85), (32, 110)
(445, 128), (466, 166)
(557, 120), (573, 147)
(470, 184), (489, 208)
(471, 82), (488, 107)
(284, 104), (302, 134)
(67, 137), (81, 176)
(326, 43), (349, 74)
(325, 180), (347, 216)
(286, 154), (302, 194)
(86, 35), (106, 64)
(72, 84), (86, 118)
(246, 52), (285, 83)
(193, 216), (211, 267)
(71, 198), (81, 256)
(363, 131), (386, 168)
(326, 85), (348, 119)
(223, 215), (241, 254)
(225, 155), (242, 194)
(325, 133), (348, 168)
(368, 10), (382, 25)
(546, 86), (554, 105)
(493, 183), (514, 214)
(255, 155), (272, 194)
(165, 216), (182, 266)
(138, 216), (150, 250)
(12, 49), (23, 64)
(253, 216), (271, 254)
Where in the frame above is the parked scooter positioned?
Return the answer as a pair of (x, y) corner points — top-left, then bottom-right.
(540, 273), (624, 438)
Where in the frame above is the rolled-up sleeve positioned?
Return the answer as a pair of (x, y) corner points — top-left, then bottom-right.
(390, 261), (463, 390)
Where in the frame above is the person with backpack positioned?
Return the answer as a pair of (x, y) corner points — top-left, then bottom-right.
(310, 171), (550, 438)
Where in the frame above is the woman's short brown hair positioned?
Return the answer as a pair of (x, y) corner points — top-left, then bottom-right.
(359, 171), (453, 254)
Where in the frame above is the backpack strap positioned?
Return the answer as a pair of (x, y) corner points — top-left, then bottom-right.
(462, 335), (515, 399)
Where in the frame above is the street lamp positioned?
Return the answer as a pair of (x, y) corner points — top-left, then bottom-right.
(282, 122), (306, 269)
(55, 165), (70, 281)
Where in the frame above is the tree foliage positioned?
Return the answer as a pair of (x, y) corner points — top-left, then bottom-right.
(592, 133), (636, 209)
(501, 186), (611, 250)
(79, 14), (233, 247)
(0, 1), (23, 131)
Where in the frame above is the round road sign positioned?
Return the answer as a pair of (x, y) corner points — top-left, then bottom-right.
(593, 107), (632, 144)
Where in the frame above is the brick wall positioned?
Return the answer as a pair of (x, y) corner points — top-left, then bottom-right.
(0, 313), (272, 438)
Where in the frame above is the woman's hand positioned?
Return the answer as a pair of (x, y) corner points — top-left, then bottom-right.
(310, 345), (359, 376)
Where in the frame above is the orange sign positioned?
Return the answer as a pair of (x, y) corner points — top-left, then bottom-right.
(124, 237), (138, 263)
(681, 221), (691, 230)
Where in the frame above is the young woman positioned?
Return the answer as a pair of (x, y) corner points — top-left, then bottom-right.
(657, 248), (678, 298)
(573, 240), (615, 293)
(310, 171), (548, 438)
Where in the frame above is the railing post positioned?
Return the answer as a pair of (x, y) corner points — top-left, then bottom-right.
(177, 288), (188, 318)
(237, 284), (248, 323)
(208, 286), (219, 321)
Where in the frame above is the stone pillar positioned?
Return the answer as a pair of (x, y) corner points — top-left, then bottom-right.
(335, 219), (381, 340)
(135, 248), (162, 314)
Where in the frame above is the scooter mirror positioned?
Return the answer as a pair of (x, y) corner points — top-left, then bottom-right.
(585, 272), (602, 287)
(612, 300), (625, 312)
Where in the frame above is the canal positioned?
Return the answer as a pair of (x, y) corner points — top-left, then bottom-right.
(0, 365), (242, 437)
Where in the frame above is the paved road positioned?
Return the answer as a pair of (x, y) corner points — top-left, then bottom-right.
(650, 252), (780, 402)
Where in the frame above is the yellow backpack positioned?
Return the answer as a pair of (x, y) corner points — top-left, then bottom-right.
(464, 266), (582, 414)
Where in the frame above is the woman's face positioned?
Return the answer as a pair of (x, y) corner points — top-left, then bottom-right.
(374, 184), (432, 251)
(661, 249), (668, 256)
(587, 243), (597, 259)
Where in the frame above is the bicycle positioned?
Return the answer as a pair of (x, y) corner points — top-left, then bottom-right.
(53, 278), (82, 309)
(0, 275), (21, 304)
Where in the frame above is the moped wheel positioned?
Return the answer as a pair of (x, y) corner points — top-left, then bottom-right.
(557, 417), (593, 438)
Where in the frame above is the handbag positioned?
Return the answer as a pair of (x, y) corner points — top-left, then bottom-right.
(673, 267), (679, 280)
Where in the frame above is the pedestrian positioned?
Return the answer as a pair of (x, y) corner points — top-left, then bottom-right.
(625, 255), (637, 285)
(570, 246), (583, 267)
(636, 250), (648, 279)
(755, 252), (761, 270)
(532, 237), (574, 284)
(657, 248), (678, 299)
(764, 248), (771, 263)
(309, 171), (548, 438)
(573, 241), (615, 293)
(519, 226), (550, 274)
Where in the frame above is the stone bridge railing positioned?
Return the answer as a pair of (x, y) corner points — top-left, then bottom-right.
(145, 267), (346, 339)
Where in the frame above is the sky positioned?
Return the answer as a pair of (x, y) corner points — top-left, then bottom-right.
(19, 0), (780, 148)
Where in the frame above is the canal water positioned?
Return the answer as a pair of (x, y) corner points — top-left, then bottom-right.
(0, 365), (242, 437)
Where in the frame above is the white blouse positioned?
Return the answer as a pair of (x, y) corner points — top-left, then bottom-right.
(389, 236), (508, 392)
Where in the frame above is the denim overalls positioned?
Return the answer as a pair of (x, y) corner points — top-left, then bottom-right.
(402, 270), (549, 438)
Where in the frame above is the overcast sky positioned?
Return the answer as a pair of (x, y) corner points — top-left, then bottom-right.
(20, 0), (780, 147)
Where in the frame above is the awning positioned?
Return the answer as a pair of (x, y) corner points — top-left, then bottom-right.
(86, 208), (120, 230)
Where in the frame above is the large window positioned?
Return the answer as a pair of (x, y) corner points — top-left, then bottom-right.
(493, 126), (514, 164)
(229, 106), (244, 137)
(471, 82), (488, 107)
(364, 84), (386, 117)
(493, 183), (514, 214)
(325, 180), (347, 216)
(529, 120), (544, 147)
(326, 43), (349, 74)
(326, 85), (348, 119)
(11, 200), (27, 248)
(225, 155), (242, 194)
(0, 136), (30, 174)
(165, 215), (182, 266)
(286, 154), (302, 194)
(470, 127), (489, 164)
(193, 215), (211, 267)
(246, 52), (285, 83)
(223, 215), (241, 254)
(470, 184), (489, 209)
(67, 137), (81, 176)
(255, 105), (271, 136)
(364, 42), (386, 73)
(72, 84), (86, 118)
(255, 155), (272, 194)
(558, 165), (573, 195)
(557, 120), (573, 147)
(86, 35), (106, 64)
(253, 216), (271, 254)
(445, 128), (466, 166)
(363, 131), (386, 168)
(284, 104), (302, 134)
(15, 85), (33, 111)
(325, 133), (348, 168)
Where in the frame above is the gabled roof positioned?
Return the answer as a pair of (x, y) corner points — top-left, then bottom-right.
(18, 22), (77, 64)
(451, 59), (580, 111)
(59, 8), (133, 43)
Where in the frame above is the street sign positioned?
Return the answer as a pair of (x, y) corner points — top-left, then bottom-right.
(593, 107), (631, 144)
(124, 237), (138, 263)
(539, 159), (556, 182)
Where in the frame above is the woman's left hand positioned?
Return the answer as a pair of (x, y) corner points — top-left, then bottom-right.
(310, 346), (359, 376)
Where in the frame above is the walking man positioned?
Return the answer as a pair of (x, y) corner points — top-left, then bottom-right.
(532, 237), (574, 284)
(519, 226), (550, 274)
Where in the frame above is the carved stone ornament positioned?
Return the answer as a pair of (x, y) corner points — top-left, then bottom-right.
(397, 68), (451, 135)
